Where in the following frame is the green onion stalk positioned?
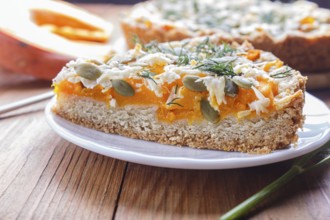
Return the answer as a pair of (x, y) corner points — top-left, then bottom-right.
(220, 141), (330, 220)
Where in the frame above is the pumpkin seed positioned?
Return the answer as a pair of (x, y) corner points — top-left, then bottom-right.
(225, 77), (238, 97)
(232, 76), (253, 89)
(182, 75), (207, 92)
(74, 63), (102, 80)
(200, 99), (220, 123)
(112, 79), (135, 96)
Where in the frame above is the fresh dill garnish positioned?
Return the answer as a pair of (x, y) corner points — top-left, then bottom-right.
(144, 41), (162, 53)
(143, 37), (237, 76)
(194, 58), (237, 77)
(166, 84), (183, 107)
(178, 39), (236, 72)
(177, 51), (190, 66)
(214, 43), (236, 57)
(195, 37), (211, 54)
(138, 70), (158, 84)
(183, 39), (237, 75)
(167, 43), (176, 54)
(270, 68), (292, 78)
(144, 41), (179, 55)
(194, 38), (236, 60)
(172, 42), (190, 66)
(145, 41), (192, 66)
(166, 97), (184, 107)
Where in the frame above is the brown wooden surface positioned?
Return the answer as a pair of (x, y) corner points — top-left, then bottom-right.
(0, 4), (329, 220)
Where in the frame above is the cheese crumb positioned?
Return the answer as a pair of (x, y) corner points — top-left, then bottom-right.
(249, 86), (270, 114)
(109, 99), (117, 108)
(200, 76), (226, 110)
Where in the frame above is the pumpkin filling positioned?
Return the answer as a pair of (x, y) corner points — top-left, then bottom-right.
(54, 75), (278, 123)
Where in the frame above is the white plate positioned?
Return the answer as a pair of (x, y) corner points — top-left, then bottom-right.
(45, 93), (330, 169)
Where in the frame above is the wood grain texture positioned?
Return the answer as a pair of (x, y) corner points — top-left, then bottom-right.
(0, 93), (127, 219)
(0, 3), (329, 220)
(116, 163), (330, 220)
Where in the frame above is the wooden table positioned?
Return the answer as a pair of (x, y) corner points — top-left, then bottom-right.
(0, 4), (329, 220)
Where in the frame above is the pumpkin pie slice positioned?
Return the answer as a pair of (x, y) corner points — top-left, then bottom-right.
(52, 36), (307, 153)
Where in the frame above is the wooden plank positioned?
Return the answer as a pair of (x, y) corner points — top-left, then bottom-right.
(0, 109), (127, 219)
(252, 167), (330, 220)
(115, 163), (330, 220)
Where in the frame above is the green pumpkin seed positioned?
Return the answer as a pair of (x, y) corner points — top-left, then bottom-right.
(225, 77), (238, 97)
(232, 76), (253, 89)
(112, 79), (135, 96)
(74, 63), (102, 80)
(182, 75), (207, 92)
(200, 99), (220, 123)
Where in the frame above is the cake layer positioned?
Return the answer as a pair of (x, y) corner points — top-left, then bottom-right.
(53, 93), (304, 153)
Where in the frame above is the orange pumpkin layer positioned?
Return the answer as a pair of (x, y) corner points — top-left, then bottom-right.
(54, 75), (278, 123)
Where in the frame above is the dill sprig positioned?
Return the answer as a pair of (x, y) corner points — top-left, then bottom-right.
(145, 41), (193, 66)
(166, 84), (183, 107)
(166, 97), (184, 107)
(177, 53), (191, 66)
(195, 37), (212, 55)
(270, 67), (292, 78)
(144, 41), (164, 53)
(145, 41), (181, 56)
(143, 37), (236, 60)
(190, 38), (237, 76)
(143, 37), (237, 77)
(195, 38), (235, 58)
(166, 42), (191, 66)
(194, 58), (236, 77)
(138, 70), (158, 85)
(213, 43), (236, 57)
(177, 47), (191, 66)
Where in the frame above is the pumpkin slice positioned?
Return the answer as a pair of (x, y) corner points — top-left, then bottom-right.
(0, 0), (113, 80)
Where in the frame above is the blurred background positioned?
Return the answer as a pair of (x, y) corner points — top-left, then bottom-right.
(66, 0), (330, 8)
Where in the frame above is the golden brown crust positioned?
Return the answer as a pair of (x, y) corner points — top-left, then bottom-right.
(121, 21), (330, 73)
(53, 92), (305, 154)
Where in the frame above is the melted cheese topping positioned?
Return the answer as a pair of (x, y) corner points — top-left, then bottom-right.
(125, 0), (330, 39)
(53, 38), (304, 123)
